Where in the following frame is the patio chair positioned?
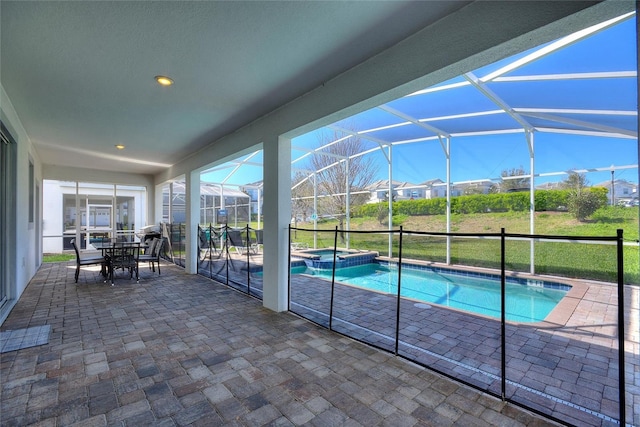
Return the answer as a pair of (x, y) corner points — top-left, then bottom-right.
(139, 237), (164, 275)
(227, 229), (259, 255)
(254, 229), (263, 251)
(198, 229), (219, 263)
(71, 238), (107, 283)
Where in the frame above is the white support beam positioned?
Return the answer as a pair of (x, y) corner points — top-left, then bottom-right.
(388, 144), (393, 257)
(345, 159), (350, 249)
(377, 105), (451, 139)
(527, 130), (535, 274)
(185, 170), (200, 274)
(518, 111), (637, 138)
(262, 136), (291, 312)
(313, 173), (318, 248)
(495, 70), (637, 82)
(481, 12), (635, 82)
(464, 72), (534, 132)
(444, 137), (451, 264)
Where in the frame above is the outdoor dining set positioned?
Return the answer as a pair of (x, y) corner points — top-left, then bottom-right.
(71, 237), (164, 285)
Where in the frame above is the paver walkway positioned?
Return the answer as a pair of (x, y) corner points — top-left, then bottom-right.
(0, 261), (562, 426)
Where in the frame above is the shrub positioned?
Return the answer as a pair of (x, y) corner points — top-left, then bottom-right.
(567, 187), (608, 221)
(352, 189), (587, 218)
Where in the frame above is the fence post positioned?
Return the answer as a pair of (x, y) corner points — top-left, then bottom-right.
(208, 224), (213, 277)
(395, 227), (403, 355)
(225, 225), (229, 286)
(617, 229), (625, 425)
(287, 225), (292, 312)
(180, 224), (184, 267)
(500, 227), (506, 401)
(246, 224), (250, 295)
(329, 226), (338, 331)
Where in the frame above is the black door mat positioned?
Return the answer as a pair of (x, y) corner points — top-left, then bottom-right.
(0, 325), (50, 353)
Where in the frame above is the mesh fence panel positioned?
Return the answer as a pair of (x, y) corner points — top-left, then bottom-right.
(329, 231), (400, 353)
(449, 235), (501, 270)
(196, 225), (264, 299)
(397, 231), (502, 396)
(401, 232), (447, 263)
(287, 227), (630, 426)
(507, 238), (625, 426)
(535, 240), (618, 282)
(289, 228), (335, 327)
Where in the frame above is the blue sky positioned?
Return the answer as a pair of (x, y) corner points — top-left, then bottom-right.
(204, 13), (638, 189)
(289, 130), (638, 187)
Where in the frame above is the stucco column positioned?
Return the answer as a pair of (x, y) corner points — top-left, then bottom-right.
(262, 136), (291, 312)
(185, 170), (200, 274)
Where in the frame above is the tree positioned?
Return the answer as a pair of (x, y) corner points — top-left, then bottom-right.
(500, 167), (530, 192)
(377, 203), (388, 225)
(310, 129), (378, 242)
(562, 172), (605, 221)
(561, 172), (589, 190)
(291, 171), (314, 225)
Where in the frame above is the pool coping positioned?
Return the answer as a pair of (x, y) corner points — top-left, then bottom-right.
(291, 247), (379, 261)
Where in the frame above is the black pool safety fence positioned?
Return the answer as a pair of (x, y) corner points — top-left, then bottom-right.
(288, 226), (633, 427)
(159, 222), (187, 268)
(197, 224), (264, 298)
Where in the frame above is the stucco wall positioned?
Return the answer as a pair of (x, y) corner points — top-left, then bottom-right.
(1, 85), (43, 324)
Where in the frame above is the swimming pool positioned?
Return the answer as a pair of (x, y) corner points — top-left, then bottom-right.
(296, 263), (570, 323)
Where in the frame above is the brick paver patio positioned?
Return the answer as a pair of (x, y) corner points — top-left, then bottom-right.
(198, 253), (639, 427)
(0, 261), (568, 426)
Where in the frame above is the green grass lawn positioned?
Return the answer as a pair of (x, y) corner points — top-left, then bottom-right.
(291, 207), (639, 284)
(43, 253), (75, 263)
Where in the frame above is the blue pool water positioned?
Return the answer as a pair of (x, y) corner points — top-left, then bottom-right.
(296, 263), (569, 323)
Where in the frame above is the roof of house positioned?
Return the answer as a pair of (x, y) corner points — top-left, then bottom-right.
(593, 179), (638, 188)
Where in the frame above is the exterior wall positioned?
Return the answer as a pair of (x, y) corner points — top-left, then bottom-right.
(1, 85), (43, 324)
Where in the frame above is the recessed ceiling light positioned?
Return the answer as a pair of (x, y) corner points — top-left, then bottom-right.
(155, 75), (174, 86)
(115, 144), (125, 150)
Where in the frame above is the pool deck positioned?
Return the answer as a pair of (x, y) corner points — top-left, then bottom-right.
(289, 263), (639, 427)
(164, 249), (640, 426)
(200, 252), (639, 426)
(1, 261), (567, 426)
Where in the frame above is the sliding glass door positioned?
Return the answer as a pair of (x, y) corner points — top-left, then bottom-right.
(0, 123), (17, 310)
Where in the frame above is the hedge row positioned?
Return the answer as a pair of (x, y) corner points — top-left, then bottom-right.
(354, 188), (609, 217)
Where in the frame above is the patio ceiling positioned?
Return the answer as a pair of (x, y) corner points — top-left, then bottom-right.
(0, 1), (471, 175)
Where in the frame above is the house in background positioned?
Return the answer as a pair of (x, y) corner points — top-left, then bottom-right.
(452, 180), (495, 196)
(536, 181), (564, 190)
(594, 178), (638, 205)
(421, 179), (446, 199)
(366, 180), (422, 203)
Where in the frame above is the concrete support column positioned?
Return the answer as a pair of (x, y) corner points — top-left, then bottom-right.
(185, 171), (200, 274)
(262, 136), (291, 312)
(154, 183), (163, 225)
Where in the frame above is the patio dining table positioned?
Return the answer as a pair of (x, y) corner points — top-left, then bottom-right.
(92, 241), (143, 285)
